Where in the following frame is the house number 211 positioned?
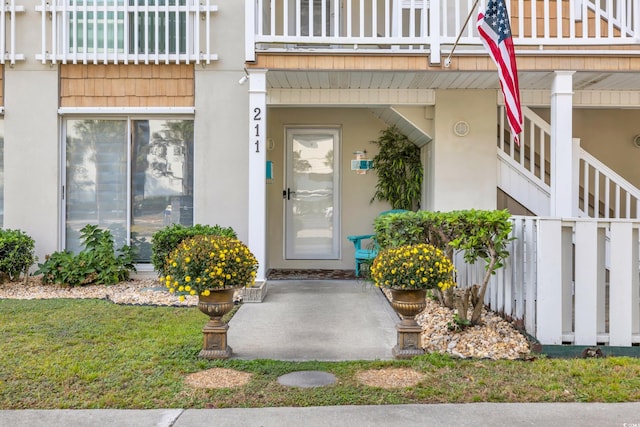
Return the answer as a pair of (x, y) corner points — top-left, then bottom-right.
(253, 107), (262, 153)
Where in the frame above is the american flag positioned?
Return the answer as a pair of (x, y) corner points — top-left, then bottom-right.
(477, 0), (523, 144)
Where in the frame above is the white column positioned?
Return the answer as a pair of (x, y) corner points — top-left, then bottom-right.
(248, 69), (267, 282)
(550, 71), (576, 217)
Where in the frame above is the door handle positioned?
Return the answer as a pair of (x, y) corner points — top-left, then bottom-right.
(283, 188), (296, 200)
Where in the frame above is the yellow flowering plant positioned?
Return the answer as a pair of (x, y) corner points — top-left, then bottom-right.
(161, 235), (258, 300)
(370, 243), (456, 291)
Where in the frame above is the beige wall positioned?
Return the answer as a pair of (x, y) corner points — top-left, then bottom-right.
(533, 107), (640, 189)
(574, 109), (640, 188)
(4, 5), (60, 262)
(4, 71), (59, 262)
(431, 90), (498, 211)
(266, 107), (389, 270)
(193, 71), (250, 242)
(193, 0), (251, 242)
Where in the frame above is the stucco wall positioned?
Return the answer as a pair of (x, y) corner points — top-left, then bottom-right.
(431, 90), (498, 211)
(532, 107), (640, 189)
(4, 5), (60, 262)
(575, 109), (640, 189)
(193, 0), (251, 242)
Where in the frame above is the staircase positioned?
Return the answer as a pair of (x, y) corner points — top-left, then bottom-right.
(583, 0), (638, 39)
(497, 106), (640, 219)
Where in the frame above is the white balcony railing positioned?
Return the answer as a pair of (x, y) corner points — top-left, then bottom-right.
(36, 0), (218, 65)
(246, 0), (640, 63)
(1, 1), (26, 65)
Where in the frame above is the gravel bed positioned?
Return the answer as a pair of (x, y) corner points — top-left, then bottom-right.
(382, 289), (531, 360)
(0, 277), (199, 306)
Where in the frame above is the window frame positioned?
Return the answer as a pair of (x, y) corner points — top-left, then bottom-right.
(61, 114), (195, 265)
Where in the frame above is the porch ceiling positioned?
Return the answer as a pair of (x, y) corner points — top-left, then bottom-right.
(266, 70), (640, 92)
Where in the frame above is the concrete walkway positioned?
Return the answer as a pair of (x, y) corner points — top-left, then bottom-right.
(228, 280), (398, 361)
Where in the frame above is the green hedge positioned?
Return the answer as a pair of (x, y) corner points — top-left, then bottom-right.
(374, 209), (512, 260)
(0, 229), (37, 282)
(151, 224), (237, 276)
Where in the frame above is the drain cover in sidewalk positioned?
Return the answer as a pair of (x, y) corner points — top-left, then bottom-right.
(277, 371), (337, 388)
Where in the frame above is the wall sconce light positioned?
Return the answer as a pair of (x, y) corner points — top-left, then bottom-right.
(633, 135), (640, 148)
(238, 68), (250, 85)
(453, 120), (470, 137)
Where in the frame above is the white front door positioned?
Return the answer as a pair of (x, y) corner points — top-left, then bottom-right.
(284, 127), (340, 260)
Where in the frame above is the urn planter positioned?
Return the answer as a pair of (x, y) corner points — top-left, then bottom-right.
(197, 288), (236, 359)
(389, 288), (427, 359)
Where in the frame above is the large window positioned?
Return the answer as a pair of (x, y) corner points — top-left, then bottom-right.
(65, 118), (193, 262)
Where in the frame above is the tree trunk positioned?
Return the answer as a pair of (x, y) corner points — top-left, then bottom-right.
(470, 257), (497, 325)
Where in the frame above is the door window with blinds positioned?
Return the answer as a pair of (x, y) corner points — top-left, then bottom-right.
(64, 118), (193, 262)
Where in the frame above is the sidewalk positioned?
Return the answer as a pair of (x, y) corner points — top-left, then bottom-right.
(2, 403), (639, 426)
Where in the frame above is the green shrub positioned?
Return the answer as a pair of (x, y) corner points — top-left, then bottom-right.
(0, 229), (37, 282)
(34, 225), (135, 286)
(374, 210), (456, 251)
(373, 209), (513, 325)
(151, 224), (237, 276)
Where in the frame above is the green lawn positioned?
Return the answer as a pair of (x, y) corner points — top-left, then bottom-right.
(1, 299), (639, 409)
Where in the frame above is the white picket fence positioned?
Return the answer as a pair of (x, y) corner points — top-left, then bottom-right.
(454, 215), (640, 347)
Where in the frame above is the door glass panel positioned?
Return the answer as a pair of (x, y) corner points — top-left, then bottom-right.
(285, 128), (339, 259)
(65, 119), (128, 253)
(131, 119), (193, 262)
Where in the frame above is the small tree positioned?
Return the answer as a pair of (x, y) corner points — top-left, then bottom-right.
(449, 210), (513, 325)
(370, 126), (422, 211)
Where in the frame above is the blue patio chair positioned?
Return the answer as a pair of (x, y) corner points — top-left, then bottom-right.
(347, 209), (407, 277)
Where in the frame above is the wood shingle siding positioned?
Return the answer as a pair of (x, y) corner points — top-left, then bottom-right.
(60, 64), (194, 108)
(250, 53), (640, 73)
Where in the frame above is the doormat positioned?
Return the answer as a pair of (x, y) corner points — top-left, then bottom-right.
(266, 269), (357, 280)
